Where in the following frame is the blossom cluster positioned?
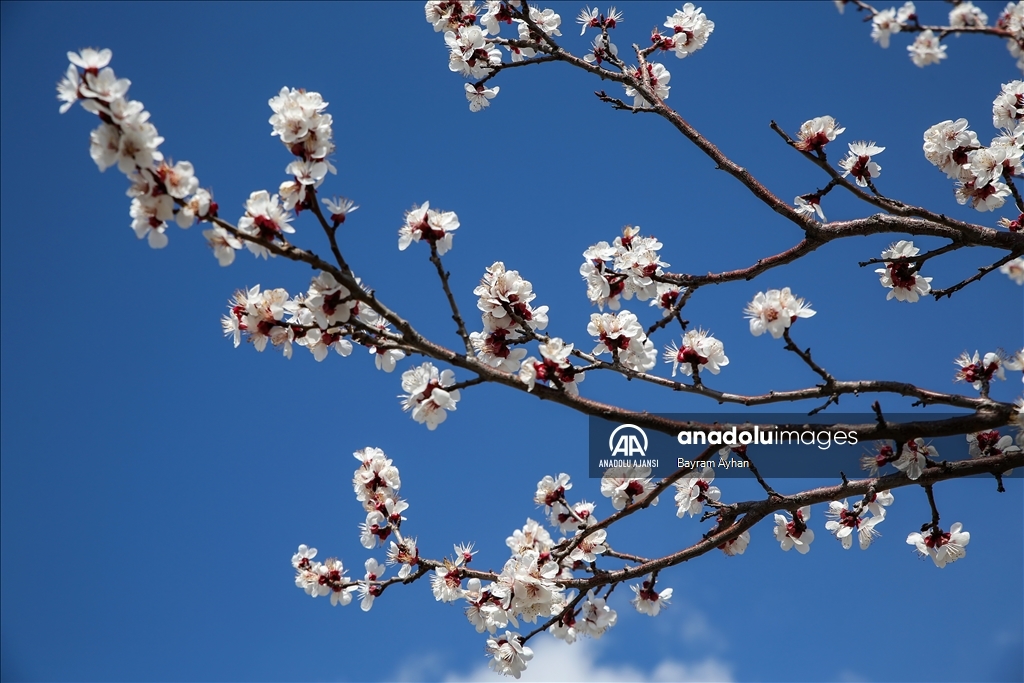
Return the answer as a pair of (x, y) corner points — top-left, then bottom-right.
(867, 1), (916, 50)
(653, 3), (715, 59)
(292, 544), (355, 607)
(269, 86), (339, 214)
(674, 465), (720, 517)
(907, 523), (971, 568)
(287, 435), (1013, 679)
(847, 1), (1023, 70)
(473, 261), (549, 371)
(425, 3), (715, 112)
(292, 447), (415, 610)
(859, 437), (939, 480)
(823, 491), (893, 550)
(519, 337), (585, 396)
(57, 49), (217, 250)
(634, 4), (716, 108)
(600, 465), (659, 510)
(577, 6), (623, 67)
(791, 116), (889, 219)
(354, 447), (416, 609)
(922, 82), (1023, 213)
(580, 226), (675, 311)
(400, 363), (461, 430)
(444, 470), (625, 676)
(220, 275), (406, 370)
(469, 260), (589, 396)
(953, 349), (1015, 391)
(425, 0), (563, 112)
(588, 311), (658, 371)
(999, 2), (1024, 71)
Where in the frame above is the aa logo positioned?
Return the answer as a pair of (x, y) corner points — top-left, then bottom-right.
(608, 424), (648, 458)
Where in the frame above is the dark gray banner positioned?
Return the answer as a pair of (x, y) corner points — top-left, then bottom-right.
(587, 413), (1022, 478)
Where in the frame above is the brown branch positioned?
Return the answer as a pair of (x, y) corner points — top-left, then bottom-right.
(931, 250), (1024, 299)
(428, 242), (473, 354)
(782, 328), (835, 386)
(553, 449), (1023, 591)
(858, 241), (962, 267)
(646, 286), (693, 337)
(844, 0), (1018, 42)
(1003, 169), (1024, 214)
(307, 187), (353, 274)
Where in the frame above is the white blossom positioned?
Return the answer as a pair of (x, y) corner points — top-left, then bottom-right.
(237, 190), (294, 258)
(663, 3), (715, 58)
(268, 87), (335, 165)
(465, 83), (499, 112)
(600, 465), (658, 510)
(907, 523), (970, 568)
(875, 241), (932, 302)
(795, 116), (845, 152)
(432, 559), (466, 603)
(624, 62), (670, 108)
(506, 518), (553, 556)
(584, 34), (619, 65)
(664, 329), (728, 378)
(954, 350), (1007, 390)
(358, 558), (386, 611)
(1001, 257), (1024, 284)
(923, 119), (979, 180)
(871, 10), (899, 48)
(908, 30), (947, 67)
(674, 466), (720, 517)
(576, 590), (618, 638)
(773, 506), (814, 553)
(68, 47), (113, 71)
(56, 64), (80, 113)
(824, 500), (884, 550)
(588, 310), (657, 371)
(630, 581), (672, 616)
(744, 287), (816, 338)
(519, 337), (585, 396)
(203, 226), (242, 266)
(719, 530), (750, 556)
(446, 25), (501, 78)
(399, 362), (461, 430)
(568, 528), (607, 563)
(794, 194), (826, 221)
(949, 1), (988, 28)
(485, 631), (533, 679)
(955, 177), (1010, 211)
(893, 438), (937, 480)
(474, 262), (549, 333)
(387, 537), (419, 579)
(398, 201), (459, 255)
(839, 141), (885, 186)
(323, 196), (358, 225)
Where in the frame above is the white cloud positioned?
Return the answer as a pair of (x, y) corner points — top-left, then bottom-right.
(443, 637), (733, 683)
(678, 609), (718, 645)
(394, 652), (446, 682)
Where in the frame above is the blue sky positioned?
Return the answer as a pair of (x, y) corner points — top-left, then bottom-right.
(1, 2), (1022, 681)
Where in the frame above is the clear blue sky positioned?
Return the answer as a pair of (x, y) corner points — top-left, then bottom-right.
(1, 2), (1021, 682)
